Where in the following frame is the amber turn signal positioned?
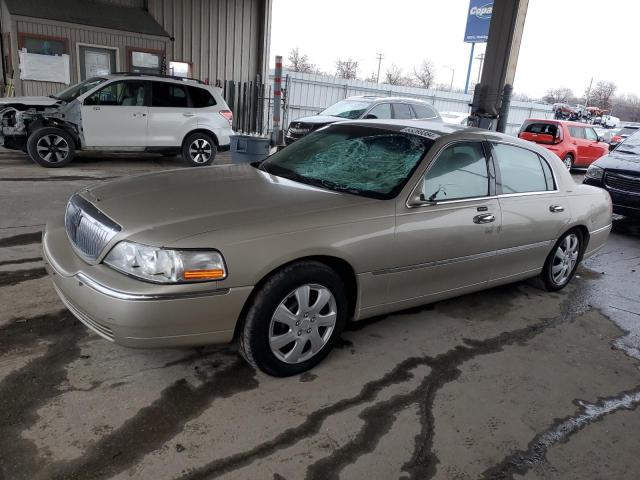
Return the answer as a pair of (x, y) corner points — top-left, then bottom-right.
(182, 269), (226, 280)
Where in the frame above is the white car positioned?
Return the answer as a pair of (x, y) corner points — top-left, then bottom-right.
(440, 111), (470, 126)
(0, 74), (234, 167)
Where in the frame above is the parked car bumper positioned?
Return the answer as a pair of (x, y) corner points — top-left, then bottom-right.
(43, 219), (252, 348)
(584, 177), (640, 217)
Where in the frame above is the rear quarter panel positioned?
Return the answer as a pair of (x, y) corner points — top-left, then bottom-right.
(565, 184), (612, 257)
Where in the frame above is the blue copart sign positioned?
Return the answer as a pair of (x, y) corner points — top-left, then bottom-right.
(464, 0), (493, 43)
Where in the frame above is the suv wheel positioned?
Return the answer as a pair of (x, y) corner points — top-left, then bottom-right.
(27, 128), (75, 168)
(182, 132), (216, 166)
(562, 153), (574, 170)
(239, 261), (347, 376)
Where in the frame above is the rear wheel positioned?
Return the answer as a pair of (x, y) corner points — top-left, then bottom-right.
(239, 261), (347, 376)
(562, 153), (574, 170)
(539, 229), (583, 291)
(182, 132), (216, 166)
(26, 128), (75, 168)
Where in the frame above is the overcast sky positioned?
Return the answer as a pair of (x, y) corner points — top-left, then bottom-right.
(270, 0), (639, 99)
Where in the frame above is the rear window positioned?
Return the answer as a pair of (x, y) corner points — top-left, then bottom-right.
(493, 143), (554, 193)
(412, 103), (437, 119)
(523, 122), (559, 137)
(393, 103), (414, 119)
(151, 82), (188, 108)
(188, 86), (216, 108)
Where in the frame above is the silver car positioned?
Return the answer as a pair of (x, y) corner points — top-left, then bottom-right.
(44, 120), (612, 376)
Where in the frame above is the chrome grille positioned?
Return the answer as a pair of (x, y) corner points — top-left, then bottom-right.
(605, 172), (640, 195)
(65, 194), (121, 261)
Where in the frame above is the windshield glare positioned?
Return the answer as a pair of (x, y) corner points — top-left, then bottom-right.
(260, 125), (433, 199)
(320, 100), (371, 119)
(55, 77), (107, 102)
(616, 131), (640, 154)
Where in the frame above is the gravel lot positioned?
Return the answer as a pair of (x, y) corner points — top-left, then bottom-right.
(1, 148), (639, 480)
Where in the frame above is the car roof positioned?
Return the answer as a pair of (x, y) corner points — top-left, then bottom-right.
(335, 118), (479, 136)
(345, 95), (434, 105)
(99, 73), (209, 88)
(525, 118), (596, 128)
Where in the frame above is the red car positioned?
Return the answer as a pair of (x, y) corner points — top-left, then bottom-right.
(518, 119), (609, 169)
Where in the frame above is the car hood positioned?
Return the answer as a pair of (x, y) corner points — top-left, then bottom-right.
(290, 115), (344, 126)
(82, 164), (375, 246)
(0, 96), (60, 107)
(594, 151), (640, 172)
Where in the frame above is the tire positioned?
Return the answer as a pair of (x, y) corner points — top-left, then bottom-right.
(239, 261), (348, 376)
(538, 229), (583, 291)
(26, 127), (75, 168)
(562, 153), (574, 170)
(182, 132), (216, 166)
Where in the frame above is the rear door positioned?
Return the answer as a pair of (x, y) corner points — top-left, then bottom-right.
(147, 81), (196, 147)
(489, 142), (570, 283)
(568, 126), (590, 166)
(80, 80), (148, 148)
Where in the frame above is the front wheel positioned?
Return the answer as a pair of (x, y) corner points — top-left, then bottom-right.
(26, 127), (75, 167)
(182, 132), (216, 166)
(239, 261), (347, 376)
(539, 230), (583, 291)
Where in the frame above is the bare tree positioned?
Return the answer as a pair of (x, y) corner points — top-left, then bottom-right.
(543, 87), (575, 105)
(588, 81), (617, 110)
(335, 58), (359, 79)
(384, 64), (403, 85)
(412, 59), (436, 89)
(287, 47), (314, 73)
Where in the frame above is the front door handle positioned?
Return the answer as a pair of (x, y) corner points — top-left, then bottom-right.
(549, 205), (565, 213)
(183, 113), (195, 117)
(473, 213), (495, 224)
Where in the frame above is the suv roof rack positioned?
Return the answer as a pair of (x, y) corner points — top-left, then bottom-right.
(110, 72), (205, 84)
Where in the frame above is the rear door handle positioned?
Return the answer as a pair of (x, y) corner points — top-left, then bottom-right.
(473, 213), (495, 224)
(132, 112), (147, 118)
(183, 113), (195, 117)
(549, 205), (565, 213)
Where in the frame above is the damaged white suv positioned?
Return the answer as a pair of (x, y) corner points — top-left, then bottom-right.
(0, 74), (234, 167)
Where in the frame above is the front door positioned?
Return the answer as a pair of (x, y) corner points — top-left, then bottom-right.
(389, 141), (500, 306)
(80, 80), (149, 148)
(79, 46), (116, 81)
(489, 142), (571, 282)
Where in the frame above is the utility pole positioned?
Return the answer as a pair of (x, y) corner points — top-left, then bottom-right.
(444, 66), (455, 91)
(475, 53), (485, 84)
(375, 53), (384, 83)
(584, 77), (593, 108)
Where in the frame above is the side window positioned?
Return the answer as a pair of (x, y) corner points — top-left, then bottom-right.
(412, 103), (437, 119)
(393, 103), (414, 119)
(540, 156), (556, 190)
(423, 142), (489, 201)
(493, 143), (549, 194)
(366, 103), (392, 119)
(188, 86), (216, 108)
(568, 126), (586, 139)
(151, 82), (189, 108)
(584, 128), (598, 141)
(85, 81), (146, 106)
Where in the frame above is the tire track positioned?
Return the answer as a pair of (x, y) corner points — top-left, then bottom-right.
(0, 267), (47, 287)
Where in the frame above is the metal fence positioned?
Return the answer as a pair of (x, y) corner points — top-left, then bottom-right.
(267, 70), (553, 136)
(218, 79), (270, 135)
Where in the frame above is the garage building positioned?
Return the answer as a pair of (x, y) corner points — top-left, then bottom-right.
(0, 0), (272, 96)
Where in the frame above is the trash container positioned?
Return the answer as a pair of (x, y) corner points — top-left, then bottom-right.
(229, 134), (271, 164)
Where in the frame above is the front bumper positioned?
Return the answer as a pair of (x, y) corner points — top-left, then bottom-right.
(584, 177), (640, 217)
(43, 219), (252, 348)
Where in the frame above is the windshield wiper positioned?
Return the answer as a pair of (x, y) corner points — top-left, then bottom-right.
(615, 149), (638, 155)
(48, 95), (60, 100)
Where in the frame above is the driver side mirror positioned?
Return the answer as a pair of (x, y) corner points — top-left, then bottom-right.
(83, 96), (96, 106)
(364, 114), (378, 119)
(598, 136), (605, 143)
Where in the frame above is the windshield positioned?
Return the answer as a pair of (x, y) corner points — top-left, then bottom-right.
(320, 100), (371, 119)
(54, 77), (108, 102)
(615, 131), (640, 155)
(259, 124), (433, 199)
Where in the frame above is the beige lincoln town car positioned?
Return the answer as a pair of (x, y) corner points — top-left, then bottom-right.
(43, 120), (612, 376)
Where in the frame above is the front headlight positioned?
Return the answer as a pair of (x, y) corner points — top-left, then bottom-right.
(585, 165), (604, 181)
(104, 241), (226, 283)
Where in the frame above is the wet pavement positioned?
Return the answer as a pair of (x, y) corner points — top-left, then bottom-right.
(1, 149), (639, 480)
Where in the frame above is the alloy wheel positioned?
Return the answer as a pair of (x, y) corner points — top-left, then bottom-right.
(188, 139), (212, 164)
(563, 156), (573, 170)
(36, 135), (70, 164)
(268, 284), (337, 364)
(551, 233), (579, 285)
